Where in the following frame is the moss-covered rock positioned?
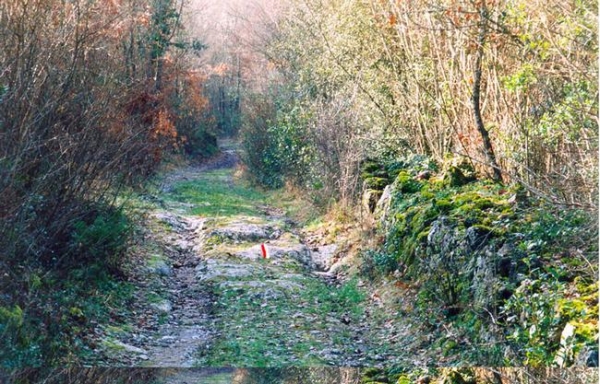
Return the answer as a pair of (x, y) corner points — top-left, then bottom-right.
(433, 198), (453, 213)
(441, 156), (477, 187)
(364, 153), (598, 367)
(439, 369), (477, 384)
(364, 177), (389, 190)
(395, 171), (423, 194)
(442, 166), (476, 187)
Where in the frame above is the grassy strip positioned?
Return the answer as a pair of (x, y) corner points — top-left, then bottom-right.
(197, 276), (365, 367)
(165, 169), (267, 218)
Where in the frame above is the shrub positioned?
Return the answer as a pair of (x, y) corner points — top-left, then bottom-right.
(240, 96), (284, 188)
(360, 249), (398, 277)
(69, 205), (131, 273)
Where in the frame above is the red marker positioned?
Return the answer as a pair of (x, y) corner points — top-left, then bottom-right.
(260, 243), (269, 259)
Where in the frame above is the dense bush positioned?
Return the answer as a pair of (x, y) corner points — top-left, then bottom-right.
(68, 205), (131, 273)
(240, 95), (284, 188)
(0, 0), (215, 366)
(0, 0), (217, 269)
(240, 91), (368, 207)
(0, 252), (136, 367)
(243, 0), (597, 209)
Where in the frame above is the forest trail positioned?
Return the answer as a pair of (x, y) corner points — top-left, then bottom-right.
(101, 141), (426, 372)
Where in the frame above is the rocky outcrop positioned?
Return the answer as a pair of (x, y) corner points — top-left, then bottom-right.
(370, 155), (598, 367)
(374, 185), (392, 223)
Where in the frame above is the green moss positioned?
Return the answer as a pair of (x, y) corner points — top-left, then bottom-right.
(470, 224), (492, 233)
(420, 190), (435, 199)
(361, 368), (390, 383)
(452, 192), (483, 206)
(364, 177), (390, 190)
(104, 324), (133, 337)
(443, 165), (476, 187)
(573, 321), (598, 342)
(101, 339), (127, 353)
(394, 212), (406, 222)
(434, 199), (453, 213)
(448, 189), (509, 226)
(361, 161), (390, 182)
(553, 281), (599, 346)
(205, 234), (227, 246)
(385, 200), (438, 275)
(442, 339), (458, 356)
(397, 171), (411, 183)
(396, 171), (423, 194)
(427, 177), (447, 191)
(441, 369), (477, 384)
(575, 278), (597, 295)
(417, 230), (430, 244)
(471, 223), (506, 238)
(473, 198), (495, 210)
(451, 203), (483, 220)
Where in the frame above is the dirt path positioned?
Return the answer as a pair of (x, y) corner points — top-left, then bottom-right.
(138, 212), (210, 367)
(98, 144), (424, 374)
(116, 151), (250, 367)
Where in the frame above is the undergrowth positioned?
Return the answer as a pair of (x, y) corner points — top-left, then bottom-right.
(0, 204), (135, 368)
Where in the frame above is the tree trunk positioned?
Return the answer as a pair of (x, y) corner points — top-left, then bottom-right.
(472, 2), (502, 182)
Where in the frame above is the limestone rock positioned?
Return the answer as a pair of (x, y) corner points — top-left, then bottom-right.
(110, 340), (147, 355)
(362, 189), (383, 215)
(208, 222), (281, 242)
(586, 349), (599, 367)
(427, 217), (455, 255)
(155, 212), (188, 232)
(153, 260), (172, 277)
(150, 300), (172, 314)
(210, 241), (313, 268)
(374, 185), (392, 223)
(311, 244), (338, 271)
(196, 261), (256, 282)
(466, 226), (491, 250)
